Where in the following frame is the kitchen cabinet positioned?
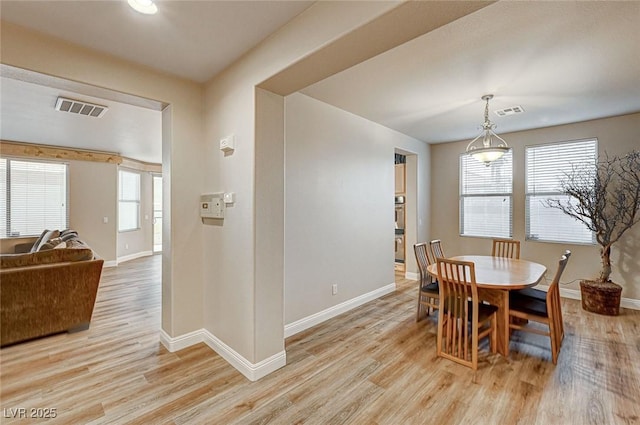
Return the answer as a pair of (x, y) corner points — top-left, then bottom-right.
(395, 164), (405, 194)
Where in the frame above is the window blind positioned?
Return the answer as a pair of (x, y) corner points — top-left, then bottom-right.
(459, 150), (513, 238)
(526, 139), (597, 244)
(119, 170), (140, 232)
(0, 158), (68, 237)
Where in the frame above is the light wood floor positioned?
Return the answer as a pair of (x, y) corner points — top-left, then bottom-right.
(1, 257), (639, 424)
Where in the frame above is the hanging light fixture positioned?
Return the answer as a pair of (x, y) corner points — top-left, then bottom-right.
(465, 94), (509, 166)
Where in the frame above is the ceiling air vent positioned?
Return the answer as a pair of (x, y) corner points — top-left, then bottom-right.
(494, 106), (524, 117)
(55, 97), (108, 118)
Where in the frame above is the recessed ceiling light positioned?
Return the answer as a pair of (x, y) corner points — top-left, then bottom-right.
(128, 0), (158, 15)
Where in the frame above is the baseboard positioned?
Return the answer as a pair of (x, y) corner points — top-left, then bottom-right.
(159, 329), (286, 381)
(537, 285), (640, 311)
(103, 260), (118, 268)
(201, 330), (286, 381)
(117, 250), (153, 264)
(160, 328), (203, 352)
(284, 282), (396, 338)
(405, 271), (419, 281)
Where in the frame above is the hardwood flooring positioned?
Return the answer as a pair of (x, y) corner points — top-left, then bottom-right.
(1, 257), (639, 424)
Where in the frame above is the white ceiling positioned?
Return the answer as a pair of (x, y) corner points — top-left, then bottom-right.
(0, 0), (314, 83)
(302, 1), (640, 144)
(1, 1), (639, 163)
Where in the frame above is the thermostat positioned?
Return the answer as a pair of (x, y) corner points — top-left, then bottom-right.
(201, 193), (224, 219)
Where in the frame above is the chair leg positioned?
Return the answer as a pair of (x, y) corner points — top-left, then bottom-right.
(490, 313), (497, 354)
(548, 318), (559, 365)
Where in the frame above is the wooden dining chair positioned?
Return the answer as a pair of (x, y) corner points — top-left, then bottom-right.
(492, 239), (520, 259)
(414, 243), (439, 321)
(436, 259), (497, 370)
(430, 239), (446, 260)
(508, 251), (571, 365)
(511, 250), (571, 343)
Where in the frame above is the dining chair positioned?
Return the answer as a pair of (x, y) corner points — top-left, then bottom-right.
(414, 243), (439, 321)
(512, 250), (571, 342)
(430, 239), (446, 260)
(436, 258), (497, 370)
(508, 251), (571, 365)
(492, 239), (521, 259)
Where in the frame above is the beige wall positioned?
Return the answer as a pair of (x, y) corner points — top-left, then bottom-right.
(0, 159), (118, 260)
(69, 160), (117, 262)
(202, 2), (400, 363)
(431, 112), (640, 301)
(284, 93), (429, 324)
(117, 168), (153, 259)
(1, 21), (205, 336)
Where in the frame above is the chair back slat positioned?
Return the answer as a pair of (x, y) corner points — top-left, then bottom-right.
(492, 239), (521, 259)
(414, 243), (433, 284)
(430, 239), (446, 260)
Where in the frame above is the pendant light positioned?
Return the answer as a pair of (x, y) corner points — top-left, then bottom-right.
(465, 94), (509, 166)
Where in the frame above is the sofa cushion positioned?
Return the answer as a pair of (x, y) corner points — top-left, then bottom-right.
(1, 246), (94, 269)
(30, 229), (60, 253)
(38, 237), (65, 251)
(29, 229), (50, 253)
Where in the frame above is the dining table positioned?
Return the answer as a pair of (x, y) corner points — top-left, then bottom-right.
(426, 255), (547, 356)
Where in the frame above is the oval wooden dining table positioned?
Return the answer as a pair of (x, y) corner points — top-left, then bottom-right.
(426, 255), (547, 356)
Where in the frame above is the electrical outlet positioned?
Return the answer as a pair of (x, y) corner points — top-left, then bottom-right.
(332, 284), (338, 295)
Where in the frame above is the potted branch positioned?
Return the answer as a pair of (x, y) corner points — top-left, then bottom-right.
(545, 149), (640, 315)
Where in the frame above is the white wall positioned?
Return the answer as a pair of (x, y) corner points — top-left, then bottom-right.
(431, 112), (640, 301)
(284, 93), (429, 324)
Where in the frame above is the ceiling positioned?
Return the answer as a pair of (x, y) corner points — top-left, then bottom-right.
(302, 1), (640, 144)
(1, 1), (639, 163)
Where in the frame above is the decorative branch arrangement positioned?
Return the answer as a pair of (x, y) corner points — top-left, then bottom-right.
(545, 150), (640, 282)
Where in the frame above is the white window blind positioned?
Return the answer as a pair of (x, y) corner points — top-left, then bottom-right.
(460, 150), (513, 238)
(526, 139), (597, 244)
(0, 158), (68, 237)
(119, 170), (140, 232)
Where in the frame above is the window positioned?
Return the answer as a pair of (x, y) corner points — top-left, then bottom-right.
(119, 170), (140, 232)
(0, 158), (68, 238)
(460, 150), (513, 238)
(526, 139), (597, 244)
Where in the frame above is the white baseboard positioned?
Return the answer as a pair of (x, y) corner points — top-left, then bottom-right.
(160, 328), (203, 352)
(405, 271), (419, 281)
(117, 250), (153, 264)
(536, 285), (640, 311)
(159, 329), (286, 381)
(284, 282), (396, 338)
(201, 330), (286, 381)
(103, 260), (118, 268)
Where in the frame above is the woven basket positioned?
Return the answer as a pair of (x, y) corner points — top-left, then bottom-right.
(579, 280), (622, 316)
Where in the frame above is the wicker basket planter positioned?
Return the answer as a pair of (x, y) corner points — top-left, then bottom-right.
(579, 279), (622, 316)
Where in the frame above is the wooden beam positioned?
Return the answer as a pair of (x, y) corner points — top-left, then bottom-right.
(0, 140), (122, 164)
(0, 140), (162, 172)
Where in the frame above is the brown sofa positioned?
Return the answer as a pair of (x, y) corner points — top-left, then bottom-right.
(0, 232), (104, 346)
